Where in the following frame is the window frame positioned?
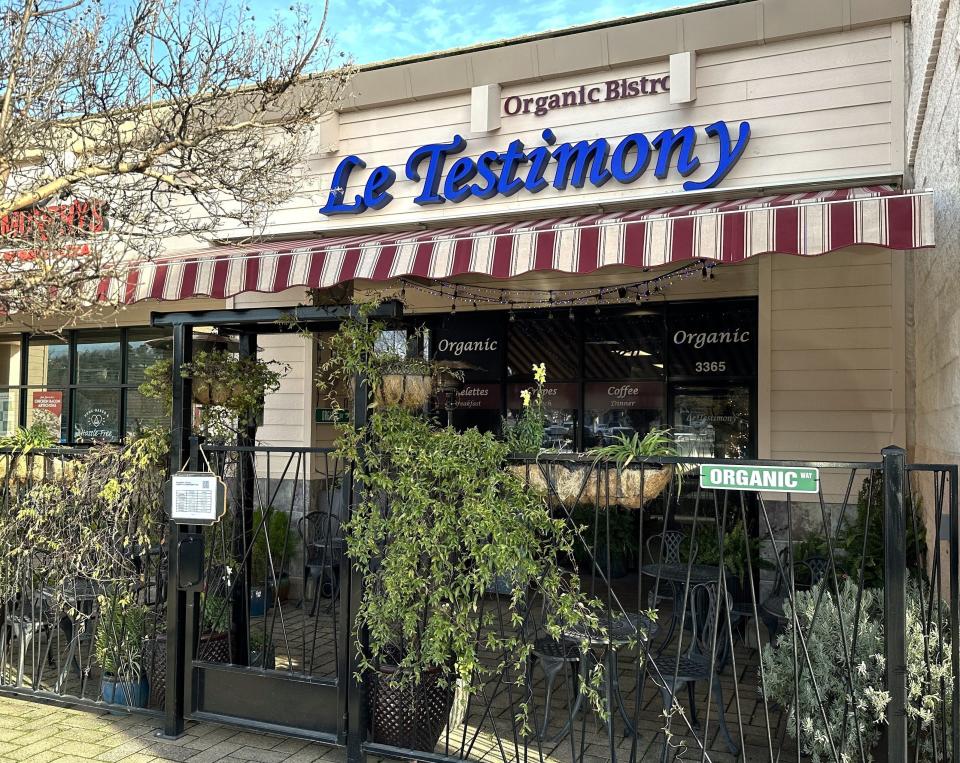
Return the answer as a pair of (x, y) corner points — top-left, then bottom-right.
(0, 327), (171, 444)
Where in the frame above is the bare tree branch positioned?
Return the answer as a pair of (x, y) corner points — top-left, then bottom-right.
(0, 0), (353, 323)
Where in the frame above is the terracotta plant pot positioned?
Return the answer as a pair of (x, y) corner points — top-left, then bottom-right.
(509, 462), (673, 509)
(375, 374), (432, 410)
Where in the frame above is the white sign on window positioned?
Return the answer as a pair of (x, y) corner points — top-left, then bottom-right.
(169, 472), (226, 524)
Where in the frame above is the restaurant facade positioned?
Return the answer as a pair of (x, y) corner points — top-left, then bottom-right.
(0, 2), (955, 762)
(0, 0), (932, 501)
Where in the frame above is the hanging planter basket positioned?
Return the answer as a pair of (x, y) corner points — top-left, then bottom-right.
(192, 381), (236, 407)
(368, 664), (455, 752)
(509, 462), (673, 509)
(375, 374), (432, 410)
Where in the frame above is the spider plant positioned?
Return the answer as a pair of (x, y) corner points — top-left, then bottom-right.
(586, 428), (678, 470)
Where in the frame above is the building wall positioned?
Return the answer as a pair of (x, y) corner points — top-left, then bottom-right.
(763, 248), (906, 509)
(908, 0), (960, 582)
(171, 22), (908, 246)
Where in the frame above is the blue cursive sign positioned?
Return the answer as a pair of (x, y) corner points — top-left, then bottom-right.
(319, 120), (751, 216)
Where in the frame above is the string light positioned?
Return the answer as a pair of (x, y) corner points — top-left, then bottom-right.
(392, 260), (715, 310)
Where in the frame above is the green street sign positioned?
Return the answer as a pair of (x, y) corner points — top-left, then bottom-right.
(699, 464), (820, 494)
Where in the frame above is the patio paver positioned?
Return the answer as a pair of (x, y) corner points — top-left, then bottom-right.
(0, 695), (348, 762)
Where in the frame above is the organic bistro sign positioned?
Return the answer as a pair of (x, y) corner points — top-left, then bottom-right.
(320, 121), (751, 215)
(503, 75), (670, 117)
(700, 464), (820, 494)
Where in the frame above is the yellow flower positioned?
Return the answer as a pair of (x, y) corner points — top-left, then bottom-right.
(532, 362), (547, 385)
(520, 389), (531, 408)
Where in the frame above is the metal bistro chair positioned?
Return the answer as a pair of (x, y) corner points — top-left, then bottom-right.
(525, 593), (582, 741)
(297, 510), (345, 616)
(654, 581), (739, 758)
(760, 549), (829, 642)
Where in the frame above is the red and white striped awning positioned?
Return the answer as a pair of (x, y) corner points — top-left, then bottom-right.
(121, 186), (934, 303)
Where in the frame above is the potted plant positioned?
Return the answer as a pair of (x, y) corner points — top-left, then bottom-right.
(763, 580), (953, 762)
(96, 597), (149, 708)
(197, 593), (234, 663)
(570, 505), (639, 579)
(250, 629), (277, 670)
(324, 309), (607, 752)
(512, 427), (677, 510)
(250, 508), (295, 616)
(0, 420), (74, 482)
(140, 352), (288, 433)
(318, 303), (460, 413)
(503, 363), (548, 456)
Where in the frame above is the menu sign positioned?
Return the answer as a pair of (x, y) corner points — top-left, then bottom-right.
(667, 303), (757, 378)
(507, 382), (579, 410)
(585, 382), (663, 411)
(31, 390), (63, 417)
(447, 383), (501, 410)
(433, 315), (505, 381)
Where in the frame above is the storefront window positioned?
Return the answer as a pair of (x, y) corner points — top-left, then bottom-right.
(506, 382), (579, 452)
(672, 386), (752, 459)
(507, 315), (578, 381)
(584, 310), (665, 381)
(0, 328), (172, 444)
(0, 339), (21, 437)
(582, 381), (665, 449)
(430, 298), (757, 455)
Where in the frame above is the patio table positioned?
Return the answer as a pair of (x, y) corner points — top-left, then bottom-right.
(542, 610), (658, 742)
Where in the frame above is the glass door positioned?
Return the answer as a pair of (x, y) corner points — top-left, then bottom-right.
(671, 385), (752, 460)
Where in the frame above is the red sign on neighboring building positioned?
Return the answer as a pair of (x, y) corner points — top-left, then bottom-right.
(31, 390), (63, 418)
(0, 199), (105, 242)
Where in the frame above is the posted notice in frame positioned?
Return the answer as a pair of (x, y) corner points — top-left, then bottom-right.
(168, 472), (227, 525)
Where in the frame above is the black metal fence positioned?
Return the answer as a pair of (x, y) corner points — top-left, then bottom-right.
(360, 450), (958, 763)
(0, 443), (956, 763)
(0, 446), (167, 714)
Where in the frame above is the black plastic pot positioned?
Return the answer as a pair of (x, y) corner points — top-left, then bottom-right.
(368, 664), (455, 752)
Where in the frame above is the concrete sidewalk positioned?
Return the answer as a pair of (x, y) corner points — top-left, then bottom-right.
(0, 695), (348, 763)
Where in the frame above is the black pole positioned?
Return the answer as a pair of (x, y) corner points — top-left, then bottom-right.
(164, 323), (193, 737)
(231, 332), (257, 666)
(882, 445), (907, 763)
(346, 354), (369, 763)
(949, 465), (959, 760)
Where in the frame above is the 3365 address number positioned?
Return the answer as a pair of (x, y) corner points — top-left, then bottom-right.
(694, 361), (727, 373)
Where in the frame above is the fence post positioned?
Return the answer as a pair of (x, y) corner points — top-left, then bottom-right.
(164, 323), (193, 738)
(882, 445), (907, 763)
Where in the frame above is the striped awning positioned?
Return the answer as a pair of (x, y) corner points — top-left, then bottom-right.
(121, 186), (934, 303)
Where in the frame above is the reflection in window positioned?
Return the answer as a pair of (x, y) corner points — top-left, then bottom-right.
(582, 381), (665, 449)
(76, 330), (122, 384)
(0, 389), (19, 437)
(27, 337), (69, 387)
(583, 310), (665, 381)
(672, 387), (751, 459)
(506, 382), (579, 452)
(0, 339), (20, 386)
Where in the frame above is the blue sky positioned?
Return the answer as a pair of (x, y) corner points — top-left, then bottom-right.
(250, 0), (707, 65)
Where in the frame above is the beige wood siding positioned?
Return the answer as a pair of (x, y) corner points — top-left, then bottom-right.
(763, 248), (905, 496)
(232, 290), (313, 453)
(170, 24), (904, 246)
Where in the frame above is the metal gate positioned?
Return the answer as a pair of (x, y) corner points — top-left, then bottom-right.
(179, 444), (350, 741)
